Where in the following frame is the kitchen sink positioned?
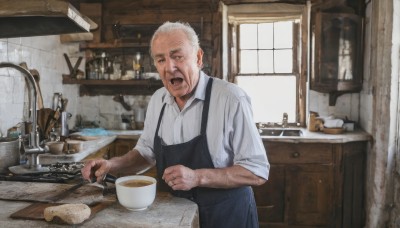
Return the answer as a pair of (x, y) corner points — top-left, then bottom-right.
(259, 128), (303, 137)
(281, 129), (303, 136)
(259, 129), (283, 136)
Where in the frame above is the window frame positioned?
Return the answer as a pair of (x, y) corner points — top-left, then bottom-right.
(237, 22), (297, 75)
(227, 5), (308, 126)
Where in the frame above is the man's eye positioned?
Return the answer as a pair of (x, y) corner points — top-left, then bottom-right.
(157, 59), (165, 64)
(174, 56), (183, 61)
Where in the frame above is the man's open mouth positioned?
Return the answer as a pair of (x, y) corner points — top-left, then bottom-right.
(170, 78), (183, 85)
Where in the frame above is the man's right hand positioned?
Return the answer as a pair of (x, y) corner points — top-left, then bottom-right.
(81, 159), (112, 183)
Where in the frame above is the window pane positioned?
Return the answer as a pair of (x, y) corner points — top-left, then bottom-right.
(274, 21), (293, 49)
(274, 50), (293, 73)
(240, 50), (258, 73)
(258, 23), (273, 49)
(258, 50), (273, 73)
(240, 24), (258, 49)
(236, 76), (297, 123)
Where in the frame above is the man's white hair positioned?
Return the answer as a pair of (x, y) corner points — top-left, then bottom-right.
(150, 21), (200, 58)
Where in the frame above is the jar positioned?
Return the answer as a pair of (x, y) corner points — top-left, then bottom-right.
(308, 111), (319, 132)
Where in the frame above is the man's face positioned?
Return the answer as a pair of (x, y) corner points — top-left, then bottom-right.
(151, 30), (203, 101)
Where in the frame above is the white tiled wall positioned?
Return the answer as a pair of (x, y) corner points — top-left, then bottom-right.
(0, 35), (150, 136)
(0, 36), (81, 136)
(309, 90), (360, 122)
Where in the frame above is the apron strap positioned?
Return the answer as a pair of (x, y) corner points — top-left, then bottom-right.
(200, 78), (213, 135)
(155, 103), (167, 137)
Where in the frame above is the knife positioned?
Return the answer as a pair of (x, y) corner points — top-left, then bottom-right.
(45, 174), (117, 202)
(45, 177), (95, 203)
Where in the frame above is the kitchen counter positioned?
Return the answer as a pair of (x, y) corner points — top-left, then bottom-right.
(261, 128), (371, 143)
(37, 128), (371, 165)
(108, 129), (143, 140)
(39, 135), (117, 164)
(0, 192), (199, 227)
(107, 128), (371, 143)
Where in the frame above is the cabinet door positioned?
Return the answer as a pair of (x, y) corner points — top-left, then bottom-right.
(341, 142), (366, 228)
(287, 164), (334, 226)
(113, 139), (137, 157)
(253, 165), (285, 227)
(83, 143), (114, 161)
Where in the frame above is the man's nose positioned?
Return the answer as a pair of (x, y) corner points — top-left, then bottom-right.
(164, 58), (176, 72)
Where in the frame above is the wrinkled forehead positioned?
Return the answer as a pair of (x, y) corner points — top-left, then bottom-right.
(150, 30), (195, 57)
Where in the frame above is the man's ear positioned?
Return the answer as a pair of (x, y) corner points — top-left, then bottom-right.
(196, 48), (204, 68)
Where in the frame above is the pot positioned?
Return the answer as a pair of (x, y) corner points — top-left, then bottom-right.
(0, 137), (19, 173)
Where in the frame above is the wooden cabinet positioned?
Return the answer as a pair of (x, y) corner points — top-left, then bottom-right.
(253, 141), (366, 227)
(109, 137), (157, 178)
(112, 138), (138, 158)
(311, 11), (363, 105)
(82, 142), (114, 161)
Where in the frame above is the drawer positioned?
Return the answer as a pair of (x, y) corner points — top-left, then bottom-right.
(264, 142), (333, 164)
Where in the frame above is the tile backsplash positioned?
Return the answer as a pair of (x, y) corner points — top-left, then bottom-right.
(0, 36), (150, 135)
(0, 36), (81, 136)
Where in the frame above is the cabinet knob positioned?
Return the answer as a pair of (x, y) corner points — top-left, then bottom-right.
(292, 152), (300, 158)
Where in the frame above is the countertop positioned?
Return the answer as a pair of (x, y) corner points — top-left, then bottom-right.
(260, 128), (372, 143)
(39, 135), (117, 165)
(0, 192), (199, 227)
(38, 128), (371, 165)
(38, 130), (143, 165)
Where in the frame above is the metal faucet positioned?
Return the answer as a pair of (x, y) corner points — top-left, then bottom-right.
(282, 112), (288, 128)
(0, 62), (47, 174)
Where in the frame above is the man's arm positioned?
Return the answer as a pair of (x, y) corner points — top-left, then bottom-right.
(163, 164), (266, 191)
(82, 149), (152, 182)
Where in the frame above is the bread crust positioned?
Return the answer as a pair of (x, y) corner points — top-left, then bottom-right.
(44, 203), (91, 224)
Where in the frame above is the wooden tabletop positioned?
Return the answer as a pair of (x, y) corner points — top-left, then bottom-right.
(0, 192), (199, 227)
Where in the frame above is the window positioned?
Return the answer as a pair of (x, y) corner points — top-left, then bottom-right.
(227, 5), (307, 125)
(239, 22), (293, 74)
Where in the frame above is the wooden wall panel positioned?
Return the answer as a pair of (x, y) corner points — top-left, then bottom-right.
(91, 0), (219, 76)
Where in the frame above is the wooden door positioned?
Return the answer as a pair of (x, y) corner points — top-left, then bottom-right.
(252, 165), (286, 227)
(112, 138), (137, 157)
(287, 164), (335, 226)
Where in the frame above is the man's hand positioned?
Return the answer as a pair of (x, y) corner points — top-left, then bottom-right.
(163, 165), (199, 191)
(81, 159), (112, 183)
(163, 164), (266, 190)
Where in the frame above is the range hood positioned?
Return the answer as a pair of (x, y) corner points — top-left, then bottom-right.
(0, 0), (95, 38)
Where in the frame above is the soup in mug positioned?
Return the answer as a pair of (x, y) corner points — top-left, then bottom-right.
(120, 179), (153, 188)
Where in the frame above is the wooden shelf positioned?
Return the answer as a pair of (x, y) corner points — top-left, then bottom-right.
(63, 78), (163, 96)
(79, 42), (149, 50)
(80, 40), (212, 50)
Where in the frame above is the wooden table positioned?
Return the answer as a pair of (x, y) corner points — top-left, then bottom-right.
(0, 192), (199, 227)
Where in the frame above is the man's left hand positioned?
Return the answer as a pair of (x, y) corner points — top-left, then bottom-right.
(162, 165), (199, 191)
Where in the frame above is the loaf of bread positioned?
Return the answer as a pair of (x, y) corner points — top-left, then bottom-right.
(43, 203), (91, 225)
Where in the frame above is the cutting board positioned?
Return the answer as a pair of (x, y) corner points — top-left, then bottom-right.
(10, 200), (114, 222)
(0, 181), (103, 204)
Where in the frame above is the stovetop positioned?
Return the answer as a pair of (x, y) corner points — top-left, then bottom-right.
(0, 162), (85, 183)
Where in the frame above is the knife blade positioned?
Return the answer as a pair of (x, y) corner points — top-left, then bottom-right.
(45, 178), (94, 203)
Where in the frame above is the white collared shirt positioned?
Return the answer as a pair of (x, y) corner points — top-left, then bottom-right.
(135, 72), (270, 180)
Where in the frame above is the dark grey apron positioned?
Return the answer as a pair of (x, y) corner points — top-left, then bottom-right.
(154, 78), (259, 228)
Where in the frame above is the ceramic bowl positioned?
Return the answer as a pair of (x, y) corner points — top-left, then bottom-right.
(45, 141), (65, 155)
(116, 175), (157, 211)
(65, 140), (83, 154)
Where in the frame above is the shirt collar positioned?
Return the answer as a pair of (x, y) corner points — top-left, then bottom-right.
(164, 71), (209, 105)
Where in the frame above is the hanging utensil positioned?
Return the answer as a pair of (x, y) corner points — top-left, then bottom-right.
(113, 94), (132, 111)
